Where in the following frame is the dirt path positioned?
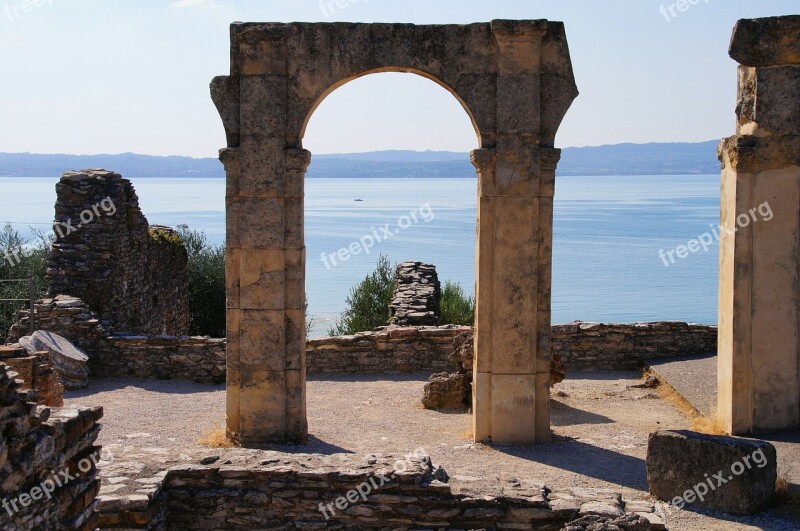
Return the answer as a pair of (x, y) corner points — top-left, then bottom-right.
(66, 372), (800, 530)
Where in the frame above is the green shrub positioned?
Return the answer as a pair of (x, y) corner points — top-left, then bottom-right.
(0, 224), (49, 343)
(439, 280), (475, 326)
(176, 226), (226, 338)
(329, 255), (396, 336)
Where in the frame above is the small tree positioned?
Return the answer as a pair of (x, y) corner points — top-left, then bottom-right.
(329, 255), (396, 336)
(176, 226), (226, 338)
(439, 280), (475, 326)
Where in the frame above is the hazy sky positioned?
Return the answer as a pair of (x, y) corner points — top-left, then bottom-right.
(0, 1), (796, 157)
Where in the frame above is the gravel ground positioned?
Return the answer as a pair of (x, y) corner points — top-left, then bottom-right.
(66, 372), (800, 530)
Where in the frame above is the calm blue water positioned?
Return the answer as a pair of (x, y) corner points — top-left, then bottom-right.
(0, 175), (720, 337)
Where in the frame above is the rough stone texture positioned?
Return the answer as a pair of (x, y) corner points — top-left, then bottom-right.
(9, 307), (715, 384)
(562, 514), (654, 531)
(92, 450), (654, 530)
(552, 321), (717, 371)
(646, 430), (777, 516)
(424, 329), (569, 411)
(0, 344), (63, 407)
(0, 363), (103, 530)
(8, 295), (107, 347)
(19, 331), (90, 390)
(718, 16), (800, 434)
(45, 170), (190, 336)
(214, 20), (578, 445)
(307, 326), (470, 375)
(91, 335), (226, 384)
(422, 372), (469, 409)
(389, 261), (441, 326)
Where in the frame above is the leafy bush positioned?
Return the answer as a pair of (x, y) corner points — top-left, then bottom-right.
(329, 255), (396, 336)
(176, 226), (226, 338)
(0, 224), (49, 343)
(439, 280), (475, 326)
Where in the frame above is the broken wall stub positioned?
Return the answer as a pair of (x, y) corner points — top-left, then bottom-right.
(46, 170), (190, 336)
(212, 20), (578, 445)
(718, 15), (800, 434)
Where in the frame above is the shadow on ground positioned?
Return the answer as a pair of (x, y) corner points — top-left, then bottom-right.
(492, 437), (647, 490)
(551, 400), (614, 426)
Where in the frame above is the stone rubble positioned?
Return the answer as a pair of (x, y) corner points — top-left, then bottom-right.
(19, 330), (90, 390)
(390, 261), (442, 327)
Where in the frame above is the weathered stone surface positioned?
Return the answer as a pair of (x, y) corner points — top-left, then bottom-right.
(19, 330), (89, 390)
(646, 430), (777, 515)
(390, 261), (441, 326)
(91, 447), (649, 530)
(423, 372), (469, 409)
(561, 514), (653, 531)
(729, 15), (800, 67)
(718, 16), (800, 435)
(44, 170), (190, 336)
(216, 19), (578, 445)
(0, 344), (63, 407)
(0, 363), (102, 531)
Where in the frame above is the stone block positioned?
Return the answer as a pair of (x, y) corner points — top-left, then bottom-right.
(422, 372), (469, 410)
(491, 374), (538, 444)
(729, 15), (800, 67)
(20, 331), (89, 390)
(646, 430), (776, 515)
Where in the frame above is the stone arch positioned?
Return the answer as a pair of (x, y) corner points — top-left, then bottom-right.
(212, 20), (578, 446)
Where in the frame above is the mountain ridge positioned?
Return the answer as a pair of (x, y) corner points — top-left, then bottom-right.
(0, 140), (721, 178)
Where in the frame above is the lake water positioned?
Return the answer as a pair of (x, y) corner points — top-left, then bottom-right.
(0, 175), (720, 337)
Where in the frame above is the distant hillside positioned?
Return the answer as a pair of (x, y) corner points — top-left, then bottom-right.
(0, 141), (721, 178)
(0, 152), (225, 178)
(558, 141), (719, 176)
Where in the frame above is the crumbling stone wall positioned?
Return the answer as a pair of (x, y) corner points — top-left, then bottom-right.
(156, 453), (655, 529)
(307, 326), (467, 374)
(0, 344), (63, 406)
(553, 321), (717, 371)
(0, 364), (103, 530)
(46, 170), (189, 336)
(389, 262), (441, 326)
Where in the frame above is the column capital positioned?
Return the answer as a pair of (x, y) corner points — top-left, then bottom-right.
(540, 148), (562, 172)
(285, 148), (312, 174)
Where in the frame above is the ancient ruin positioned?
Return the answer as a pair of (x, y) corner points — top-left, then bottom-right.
(717, 15), (800, 434)
(212, 20), (579, 445)
(46, 170), (190, 336)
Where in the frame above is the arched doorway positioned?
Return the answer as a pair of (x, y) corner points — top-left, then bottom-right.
(212, 20), (578, 446)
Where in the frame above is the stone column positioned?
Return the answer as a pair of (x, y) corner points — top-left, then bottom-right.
(718, 16), (800, 434)
(472, 21), (553, 444)
(224, 30), (308, 445)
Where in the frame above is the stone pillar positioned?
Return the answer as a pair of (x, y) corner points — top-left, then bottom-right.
(223, 30), (309, 443)
(472, 21), (554, 444)
(718, 16), (800, 434)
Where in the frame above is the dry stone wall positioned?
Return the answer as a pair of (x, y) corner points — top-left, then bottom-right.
(45, 170), (189, 336)
(12, 302), (717, 382)
(156, 453), (656, 530)
(389, 262), (441, 326)
(0, 364), (103, 530)
(0, 344), (63, 407)
(552, 321), (717, 371)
